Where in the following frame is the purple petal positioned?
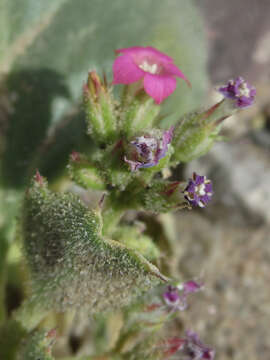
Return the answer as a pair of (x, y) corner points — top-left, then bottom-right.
(236, 96), (254, 108)
(218, 77), (256, 108)
(183, 280), (203, 294)
(124, 156), (141, 171)
(143, 74), (177, 104)
(156, 126), (174, 160)
(163, 286), (180, 305)
(204, 183), (212, 193)
(112, 54), (144, 84)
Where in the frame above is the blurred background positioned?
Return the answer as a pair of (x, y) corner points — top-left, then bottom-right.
(178, 1), (270, 360)
(0, 0), (270, 359)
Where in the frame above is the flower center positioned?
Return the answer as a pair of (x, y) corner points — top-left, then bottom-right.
(139, 60), (159, 74)
(132, 136), (158, 162)
(195, 184), (206, 196)
(238, 82), (250, 97)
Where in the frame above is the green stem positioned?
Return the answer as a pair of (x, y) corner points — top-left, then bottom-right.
(102, 203), (125, 236)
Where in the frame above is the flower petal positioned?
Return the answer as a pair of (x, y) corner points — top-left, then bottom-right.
(143, 74), (176, 104)
(144, 46), (173, 63)
(164, 63), (191, 86)
(156, 126), (174, 161)
(116, 46), (173, 63)
(112, 54), (144, 84)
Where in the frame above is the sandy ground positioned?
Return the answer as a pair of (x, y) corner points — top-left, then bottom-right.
(175, 2), (270, 359)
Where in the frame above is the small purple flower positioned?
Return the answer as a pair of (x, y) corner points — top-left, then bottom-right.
(124, 127), (173, 171)
(218, 77), (256, 108)
(163, 285), (182, 308)
(162, 280), (203, 312)
(184, 173), (213, 208)
(181, 330), (215, 360)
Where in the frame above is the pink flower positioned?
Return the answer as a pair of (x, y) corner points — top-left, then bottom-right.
(112, 46), (190, 104)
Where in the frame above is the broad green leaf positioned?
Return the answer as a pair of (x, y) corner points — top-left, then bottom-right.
(21, 177), (166, 314)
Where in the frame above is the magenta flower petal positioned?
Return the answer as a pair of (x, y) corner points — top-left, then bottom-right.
(164, 62), (191, 86)
(113, 46), (189, 103)
(143, 74), (177, 104)
(112, 54), (144, 84)
(144, 46), (174, 63)
(116, 46), (173, 63)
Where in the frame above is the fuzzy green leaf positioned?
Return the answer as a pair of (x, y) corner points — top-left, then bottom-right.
(21, 176), (167, 314)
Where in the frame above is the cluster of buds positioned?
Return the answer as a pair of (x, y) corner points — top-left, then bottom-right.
(82, 45), (255, 198)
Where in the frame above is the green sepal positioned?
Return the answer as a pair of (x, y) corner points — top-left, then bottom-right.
(20, 175), (167, 314)
(120, 90), (160, 137)
(97, 141), (133, 191)
(113, 226), (160, 261)
(68, 152), (106, 190)
(84, 72), (118, 145)
(142, 180), (188, 213)
(171, 100), (233, 163)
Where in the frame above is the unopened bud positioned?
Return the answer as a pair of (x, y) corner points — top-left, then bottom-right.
(84, 71), (117, 144)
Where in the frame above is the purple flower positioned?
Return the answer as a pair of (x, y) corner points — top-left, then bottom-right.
(163, 285), (183, 308)
(181, 330), (215, 360)
(112, 46), (190, 104)
(124, 127), (173, 171)
(162, 280), (203, 312)
(182, 280), (204, 295)
(184, 173), (213, 208)
(218, 77), (256, 108)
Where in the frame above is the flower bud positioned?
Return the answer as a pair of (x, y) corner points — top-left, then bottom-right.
(124, 127), (173, 171)
(84, 71), (117, 144)
(142, 180), (187, 213)
(171, 101), (227, 163)
(68, 151), (106, 190)
(121, 92), (161, 136)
